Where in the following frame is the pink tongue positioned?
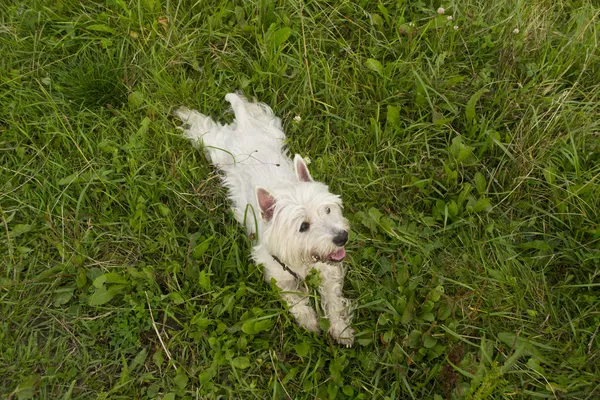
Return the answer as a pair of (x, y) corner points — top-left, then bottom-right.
(328, 248), (346, 261)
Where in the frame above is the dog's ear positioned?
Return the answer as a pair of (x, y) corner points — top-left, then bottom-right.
(256, 187), (276, 222)
(294, 154), (313, 182)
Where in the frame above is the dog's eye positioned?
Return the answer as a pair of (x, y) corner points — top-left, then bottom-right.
(299, 222), (310, 232)
(325, 207), (331, 214)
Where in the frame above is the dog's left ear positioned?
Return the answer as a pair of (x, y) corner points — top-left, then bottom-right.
(294, 154), (313, 182)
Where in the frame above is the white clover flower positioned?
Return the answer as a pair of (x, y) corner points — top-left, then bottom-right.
(293, 115), (301, 122)
(447, 16), (453, 21)
(437, 7), (445, 14)
(453, 25), (459, 30)
(513, 28), (520, 34)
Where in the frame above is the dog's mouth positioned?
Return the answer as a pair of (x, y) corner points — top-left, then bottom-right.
(327, 247), (346, 262)
(316, 248), (345, 263)
(311, 248), (346, 264)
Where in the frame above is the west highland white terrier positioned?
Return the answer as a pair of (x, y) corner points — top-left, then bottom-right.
(174, 93), (354, 346)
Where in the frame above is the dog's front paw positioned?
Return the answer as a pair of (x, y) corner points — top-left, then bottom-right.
(295, 307), (319, 332)
(329, 324), (355, 347)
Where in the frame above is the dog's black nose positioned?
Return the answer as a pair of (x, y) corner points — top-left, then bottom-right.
(333, 230), (349, 247)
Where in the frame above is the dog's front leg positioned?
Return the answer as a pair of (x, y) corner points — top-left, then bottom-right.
(276, 277), (319, 333)
(315, 263), (354, 347)
(259, 260), (318, 332)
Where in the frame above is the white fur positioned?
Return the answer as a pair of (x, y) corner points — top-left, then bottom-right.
(174, 93), (354, 346)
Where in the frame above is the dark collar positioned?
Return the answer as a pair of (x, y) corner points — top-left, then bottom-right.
(271, 255), (299, 280)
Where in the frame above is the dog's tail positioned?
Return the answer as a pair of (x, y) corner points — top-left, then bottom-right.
(173, 107), (220, 149)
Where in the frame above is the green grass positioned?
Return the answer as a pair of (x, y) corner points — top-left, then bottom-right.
(1, 0), (599, 398)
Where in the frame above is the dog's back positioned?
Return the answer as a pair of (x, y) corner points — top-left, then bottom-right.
(175, 93), (296, 234)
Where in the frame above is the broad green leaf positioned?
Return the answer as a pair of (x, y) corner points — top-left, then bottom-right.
(447, 200), (458, 217)
(88, 287), (114, 306)
(152, 350), (164, 368)
(16, 376), (38, 400)
(157, 203), (170, 217)
(423, 334), (438, 348)
(429, 286), (444, 302)
(387, 105), (400, 128)
(10, 224), (32, 237)
(383, 330), (395, 343)
(458, 182), (473, 206)
(545, 382), (567, 393)
(53, 291), (73, 307)
(128, 91), (144, 108)
(88, 285), (124, 306)
(253, 319), (273, 333)
(365, 58), (384, 76)
(103, 272), (128, 285)
(231, 356), (251, 369)
(368, 207), (383, 223)
(271, 27), (292, 46)
(93, 274), (107, 288)
(472, 198), (492, 212)
(456, 143), (474, 163)
(437, 303), (452, 320)
(130, 348), (147, 371)
(62, 379), (76, 400)
(16, 246), (33, 255)
(527, 357), (545, 374)
(371, 13), (384, 27)
(407, 329), (422, 348)
(242, 320), (256, 334)
(199, 365), (217, 385)
(86, 24), (117, 35)
(401, 294), (415, 324)
(58, 173), (78, 186)
(397, 266), (409, 286)
(110, 0), (130, 15)
(138, 117), (151, 135)
(342, 385), (355, 396)
(192, 237), (214, 259)
(295, 341), (310, 357)
(174, 369), (188, 389)
(421, 312), (435, 322)
(465, 88), (489, 125)
(518, 240), (552, 251)
(163, 292), (185, 304)
(543, 167), (556, 185)
(76, 269), (87, 288)
(422, 300), (434, 313)
(86, 267), (103, 281)
(199, 269), (211, 291)
(327, 382), (339, 398)
(191, 314), (212, 329)
(475, 171), (487, 194)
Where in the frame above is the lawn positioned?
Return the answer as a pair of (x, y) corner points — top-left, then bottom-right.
(1, 0), (599, 398)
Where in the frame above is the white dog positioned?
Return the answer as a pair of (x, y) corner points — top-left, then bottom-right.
(174, 93), (354, 346)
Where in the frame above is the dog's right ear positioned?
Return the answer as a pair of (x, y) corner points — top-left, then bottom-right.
(256, 187), (276, 222)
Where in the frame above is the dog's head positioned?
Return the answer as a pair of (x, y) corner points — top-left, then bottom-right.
(256, 155), (350, 267)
